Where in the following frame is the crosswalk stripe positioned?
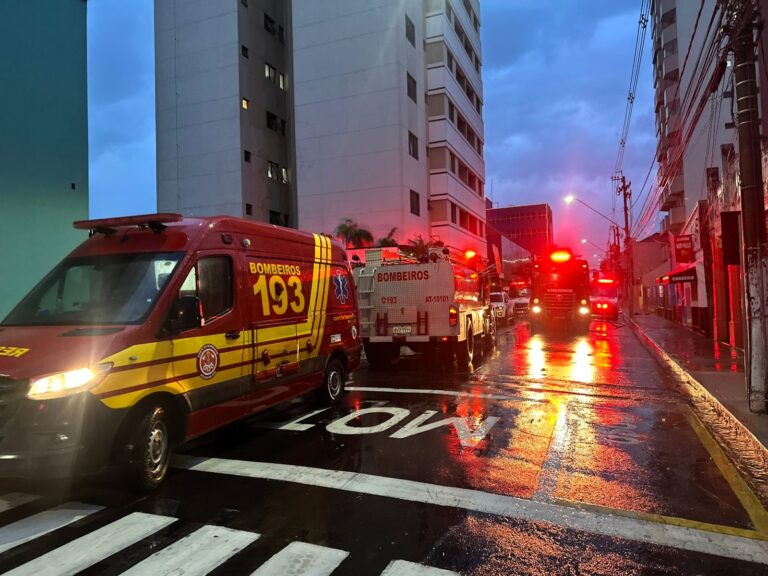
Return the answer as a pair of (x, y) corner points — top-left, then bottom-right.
(379, 560), (459, 576)
(250, 541), (349, 576)
(120, 524), (259, 575)
(0, 502), (102, 555)
(0, 493), (40, 515)
(4, 511), (176, 576)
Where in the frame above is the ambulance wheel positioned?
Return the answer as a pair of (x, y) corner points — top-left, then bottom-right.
(128, 405), (171, 491)
(456, 322), (474, 369)
(319, 358), (345, 404)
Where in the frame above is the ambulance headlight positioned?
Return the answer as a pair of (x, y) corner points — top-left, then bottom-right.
(27, 364), (112, 400)
(578, 306), (590, 315)
(531, 305), (542, 314)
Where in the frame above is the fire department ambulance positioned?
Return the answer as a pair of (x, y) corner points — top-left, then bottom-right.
(353, 248), (495, 368)
(0, 214), (361, 488)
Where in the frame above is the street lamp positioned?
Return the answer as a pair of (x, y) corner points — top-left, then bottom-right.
(581, 238), (606, 252)
(563, 195), (621, 229)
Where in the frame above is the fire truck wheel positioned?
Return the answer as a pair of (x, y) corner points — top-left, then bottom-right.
(129, 405), (171, 491)
(456, 321), (474, 369)
(320, 358), (346, 404)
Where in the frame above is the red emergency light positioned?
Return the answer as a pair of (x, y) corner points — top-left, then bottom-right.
(597, 278), (615, 284)
(549, 249), (572, 263)
(464, 249), (477, 259)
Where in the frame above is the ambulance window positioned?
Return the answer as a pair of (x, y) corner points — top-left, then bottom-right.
(198, 257), (233, 323)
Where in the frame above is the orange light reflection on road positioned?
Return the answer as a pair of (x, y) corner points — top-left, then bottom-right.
(570, 338), (594, 383)
(527, 336), (546, 379)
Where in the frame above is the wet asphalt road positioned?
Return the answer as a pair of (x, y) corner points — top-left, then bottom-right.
(1, 319), (768, 575)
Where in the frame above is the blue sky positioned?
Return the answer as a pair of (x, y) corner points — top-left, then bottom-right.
(88, 0), (655, 260)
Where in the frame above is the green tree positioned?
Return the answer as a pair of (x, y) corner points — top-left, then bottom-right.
(405, 234), (430, 259)
(334, 219), (374, 249)
(376, 227), (399, 247)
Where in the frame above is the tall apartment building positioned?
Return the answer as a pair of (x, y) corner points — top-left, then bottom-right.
(293, 0), (485, 253)
(155, 0), (296, 226)
(651, 0), (733, 235)
(486, 204), (553, 257)
(0, 0), (88, 318)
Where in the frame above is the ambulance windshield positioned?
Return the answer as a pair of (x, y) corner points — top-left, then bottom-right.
(2, 252), (183, 325)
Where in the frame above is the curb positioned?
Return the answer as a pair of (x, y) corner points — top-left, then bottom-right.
(624, 314), (768, 507)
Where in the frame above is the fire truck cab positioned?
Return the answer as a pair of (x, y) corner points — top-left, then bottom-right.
(529, 248), (591, 333)
(590, 277), (620, 320)
(353, 247), (495, 369)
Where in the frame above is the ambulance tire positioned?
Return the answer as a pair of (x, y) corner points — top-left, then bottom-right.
(128, 405), (171, 491)
(456, 321), (474, 370)
(319, 358), (345, 404)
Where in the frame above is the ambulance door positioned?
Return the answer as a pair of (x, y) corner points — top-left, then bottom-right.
(169, 253), (249, 422)
(245, 255), (304, 407)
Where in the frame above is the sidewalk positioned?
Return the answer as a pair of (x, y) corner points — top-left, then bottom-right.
(628, 312), (768, 450)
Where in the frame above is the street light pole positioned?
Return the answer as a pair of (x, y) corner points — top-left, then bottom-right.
(613, 175), (634, 316)
(564, 195), (622, 229)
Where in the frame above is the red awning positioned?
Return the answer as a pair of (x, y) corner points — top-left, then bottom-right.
(658, 263), (697, 285)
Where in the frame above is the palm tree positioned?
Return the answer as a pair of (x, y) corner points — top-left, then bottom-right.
(405, 234), (430, 259)
(376, 227), (399, 247)
(334, 219), (373, 249)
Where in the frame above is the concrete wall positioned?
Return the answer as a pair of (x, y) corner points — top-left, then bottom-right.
(293, 0), (431, 242)
(0, 0), (89, 318)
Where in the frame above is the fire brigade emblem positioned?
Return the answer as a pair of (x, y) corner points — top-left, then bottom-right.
(333, 270), (349, 304)
(197, 344), (219, 380)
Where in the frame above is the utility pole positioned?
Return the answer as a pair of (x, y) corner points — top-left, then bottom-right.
(613, 174), (634, 315)
(729, 0), (768, 412)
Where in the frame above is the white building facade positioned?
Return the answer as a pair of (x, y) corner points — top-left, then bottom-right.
(293, 0), (485, 253)
(155, 0), (296, 226)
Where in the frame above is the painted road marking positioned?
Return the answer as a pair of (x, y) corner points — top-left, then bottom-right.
(0, 493), (39, 515)
(175, 456), (768, 564)
(250, 541), (348, 576)
(0, 502), (103, 555)
(683, 406), (768, 534)
(4, 512), (176, 576)
(380, 560), (459, 575)
(277, 408), (332, 431)
(346, 386), (546, 404)
(121, 524), (259, 575)
(534, 401), (570, 500)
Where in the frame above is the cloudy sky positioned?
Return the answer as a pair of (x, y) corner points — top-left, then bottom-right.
(88, 0), (656, 262)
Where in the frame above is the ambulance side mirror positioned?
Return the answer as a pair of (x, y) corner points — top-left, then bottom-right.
(167, 295), (201, 333)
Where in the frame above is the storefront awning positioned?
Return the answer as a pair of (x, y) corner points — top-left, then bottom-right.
(657, 264), (697, 285)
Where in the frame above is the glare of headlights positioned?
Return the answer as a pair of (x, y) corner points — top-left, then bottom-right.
(578, 306), (590, 315)
(532, 305), (542, 314)
(27, 364), (112, 400)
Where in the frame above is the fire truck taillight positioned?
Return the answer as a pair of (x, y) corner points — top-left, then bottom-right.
(448, 305), (459, 326)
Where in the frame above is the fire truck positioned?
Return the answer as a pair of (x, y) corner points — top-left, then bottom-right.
(529, 248), (592, 333)
(353, 247), (495, 369)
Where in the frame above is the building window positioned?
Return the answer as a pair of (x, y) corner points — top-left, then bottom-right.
(269, 211), (282, 225)
(241, 0), (248, 6)
(449, 151), (456, 173)
(280, 167), (289, 184)
(245, 203), (253, 215)
(451, 202), (457, 224)
(264, 13), (276, 35)
(265, 62), (276, 82)
(448, 101), (455, 123)
(446, 1), (454, 23)
(447, 49), (454, 72)
(244, 150), (251, 162)
(408, 131), (419, 159)
(280, 118), (287, 136)
(241, 45), (249, 58)
(242, 98), (249, 110)
(410, 190), (421, 216)
(406, 73), (417, 103)
(405, 14), (416, 47)
(267, 161), (279, 181)
(279, 73), (286, 90)
(266, 111), (278, 131)
(278, 25), (284, 43)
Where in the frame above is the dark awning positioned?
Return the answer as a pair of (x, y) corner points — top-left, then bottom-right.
(664, 264), (697, 285)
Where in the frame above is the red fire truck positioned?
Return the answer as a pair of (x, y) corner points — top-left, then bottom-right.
(529, 248), (592, 333)
(353, 247), (495, 369)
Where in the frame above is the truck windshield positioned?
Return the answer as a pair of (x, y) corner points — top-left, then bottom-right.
(2, 252), (183, 326)
(535, 269), (588, 290)
(490, 293), (505, 303)
(591, 285), (618, 298)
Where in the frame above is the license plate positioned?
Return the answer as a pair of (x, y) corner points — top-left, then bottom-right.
(392, 325), (412, 335)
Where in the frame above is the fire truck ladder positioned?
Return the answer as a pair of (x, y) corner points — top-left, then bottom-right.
(356, 267), (377, 331)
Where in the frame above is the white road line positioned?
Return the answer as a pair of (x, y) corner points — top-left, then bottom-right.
(250, 541), (348, 576)
(380, 560), (459, 576)
(345, 386), (546, 404)
(176, 456), (768, 565)
(534, 402), (571, 500)
(121, 524), (259, 576)
(0, 493), (39, 514)
(0, 502), (103, 555)
(5, 512), (176, 576)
